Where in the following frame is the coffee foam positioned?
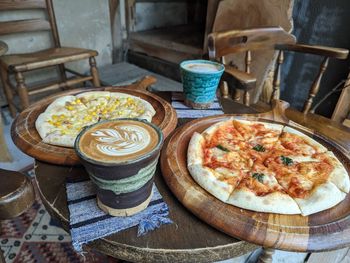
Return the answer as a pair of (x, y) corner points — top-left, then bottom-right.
(183, 62), (221, 73)
(78, 120), (159, 163)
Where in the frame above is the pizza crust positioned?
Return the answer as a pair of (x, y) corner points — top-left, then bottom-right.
(76, 91), (111, 100)
(44, 96), (77, 113)
(227, 189), (301, 214)
(42, 131), (77, 148)
(187, 132), (204, 166)
(293, 182), (346, 216)
(325, 151), (350, 193)
(188, 164), (235, 203)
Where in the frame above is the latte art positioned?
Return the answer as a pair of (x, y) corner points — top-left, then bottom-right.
(77, 119), (160, 163)
(91, 125), (151, 156)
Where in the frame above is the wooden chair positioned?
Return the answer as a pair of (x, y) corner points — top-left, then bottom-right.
(0, 0), (101, 117)
(208, 26), (349, 114)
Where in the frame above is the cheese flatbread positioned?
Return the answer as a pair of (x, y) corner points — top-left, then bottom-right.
(35, 91), (156, 147)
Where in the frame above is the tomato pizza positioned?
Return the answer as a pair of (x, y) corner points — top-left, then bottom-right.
(187, 118), (349, 216)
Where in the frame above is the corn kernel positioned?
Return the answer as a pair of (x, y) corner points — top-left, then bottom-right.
(66, 106), (74, 111)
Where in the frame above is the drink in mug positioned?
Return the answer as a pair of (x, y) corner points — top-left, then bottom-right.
(75, 119), (163, 216)
(180, 60), (224, 109)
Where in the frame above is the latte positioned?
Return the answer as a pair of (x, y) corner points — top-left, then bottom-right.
(182, 62), (222, 73)
(77, 119), (160, 164)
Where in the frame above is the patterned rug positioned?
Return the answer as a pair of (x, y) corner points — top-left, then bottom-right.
(0, 168), (118, 263)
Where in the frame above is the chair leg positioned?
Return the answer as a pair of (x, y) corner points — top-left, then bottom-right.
(243, 90), (250, 106)
(14, 72), (30, 111)
(0, 67), (17, 117)
(0, 242), (5, 263)
(89, 57), (100, 87)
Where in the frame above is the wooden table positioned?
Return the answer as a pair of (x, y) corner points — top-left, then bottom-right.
(34, 161), (257, 263)
(32, 96), (350, 263)
(32, 96), (258, 263)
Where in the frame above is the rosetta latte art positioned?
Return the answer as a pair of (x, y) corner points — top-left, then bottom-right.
(91, 125), (151, 156)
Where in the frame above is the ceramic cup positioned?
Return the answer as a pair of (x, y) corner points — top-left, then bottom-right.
(75, 118), (163, 217)
(180, 59), (225, 109)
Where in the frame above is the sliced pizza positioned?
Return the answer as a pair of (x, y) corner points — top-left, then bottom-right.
(186, 118), (349, 216)
(227, 163), (301, 214)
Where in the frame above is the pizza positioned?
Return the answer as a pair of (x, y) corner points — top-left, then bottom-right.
(35, 91), (156, 147)
(187, 118), (349, 216)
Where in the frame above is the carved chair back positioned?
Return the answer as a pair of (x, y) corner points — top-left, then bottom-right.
(208, 26), (349, 113)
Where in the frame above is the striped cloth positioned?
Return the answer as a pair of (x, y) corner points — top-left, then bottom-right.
(66, 179), (172, 252)
(171, 92), (224, 118)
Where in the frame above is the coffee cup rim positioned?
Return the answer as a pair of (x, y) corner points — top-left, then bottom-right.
(180, 59), (225, 74)
(74, 118), (164, 166)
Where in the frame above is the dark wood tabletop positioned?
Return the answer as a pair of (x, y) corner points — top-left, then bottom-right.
(33, 94), (350, 263)
(35, 161), (258, 262)
(33, 93), (259, 263)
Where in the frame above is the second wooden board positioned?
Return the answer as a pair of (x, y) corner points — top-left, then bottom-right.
(12, 86), (177, 166)
(160, 101), (350, 252)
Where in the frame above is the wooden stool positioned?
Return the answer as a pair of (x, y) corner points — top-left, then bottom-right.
(0, 169), (35, 263)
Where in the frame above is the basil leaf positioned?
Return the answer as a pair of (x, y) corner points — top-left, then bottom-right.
(216, 144), (230, 152)
(252, 173), (265, 183)
(281, 155), (293, 166)
(252, 144), (265, 152)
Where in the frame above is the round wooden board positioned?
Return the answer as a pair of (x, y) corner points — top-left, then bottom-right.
(12, 87), (177, 166)
(160, 113), (350, 252)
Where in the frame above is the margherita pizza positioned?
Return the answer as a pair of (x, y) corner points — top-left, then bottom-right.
(35, 91), (155, 147)
(187, 118), (349, 216)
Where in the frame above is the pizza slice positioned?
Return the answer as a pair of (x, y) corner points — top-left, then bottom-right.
(313, 151), (350, 193)
(265, 154), (346, 216)
(104, 93), (155, 122)
(279, 126), (328, 156)
(232, 119), (283, 144)
(227, 163), (301, 214)
(187, 132), (251, 202)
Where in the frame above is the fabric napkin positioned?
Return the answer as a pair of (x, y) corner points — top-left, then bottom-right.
(171, 92), (224, 118)
(66, 178), (172, 252)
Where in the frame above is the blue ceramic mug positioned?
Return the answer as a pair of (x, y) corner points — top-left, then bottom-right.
(180, 60), (224, 109)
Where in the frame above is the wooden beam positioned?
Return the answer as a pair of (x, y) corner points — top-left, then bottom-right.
(0, 19), (51, 35)
(0, 0), (46, 10)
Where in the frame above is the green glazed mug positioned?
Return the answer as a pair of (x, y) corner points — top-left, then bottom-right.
(180, 59), (225, 109)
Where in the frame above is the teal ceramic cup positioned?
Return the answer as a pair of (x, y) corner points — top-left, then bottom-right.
(180, 60), (225, 109)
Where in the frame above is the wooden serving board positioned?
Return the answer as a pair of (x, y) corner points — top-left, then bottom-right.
(160, 100), (350, 252)
(12, 81), (177, 166)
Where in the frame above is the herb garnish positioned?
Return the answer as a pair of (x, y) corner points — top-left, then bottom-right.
(252, 144), (265, 152)
(252, 173), (265, 183)
(281, 155), (293, 166)
(216, 144), (230, 152)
